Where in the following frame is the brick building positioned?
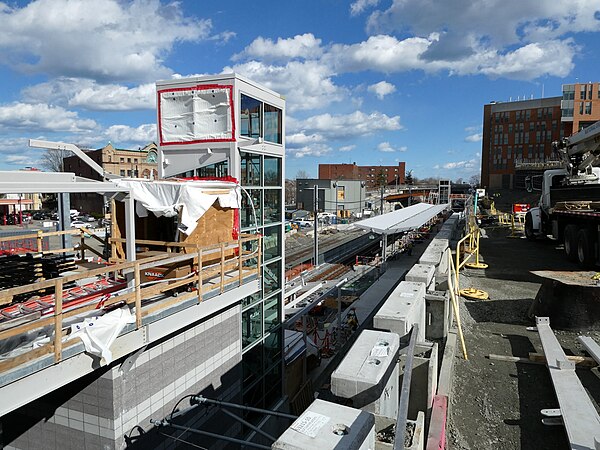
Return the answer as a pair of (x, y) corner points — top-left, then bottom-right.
(319, 162), (405, 187)
(63, 143), (158, 214)
(481, 81), (600, 190)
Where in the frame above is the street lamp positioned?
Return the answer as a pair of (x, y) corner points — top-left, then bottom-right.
(333, 181), (338, 227)
(359, 181), (365, 218)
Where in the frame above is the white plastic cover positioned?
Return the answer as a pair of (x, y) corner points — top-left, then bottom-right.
(159, 86), (233, 143)
(354, 202), (449, 235)
(114, 178), (241, 235)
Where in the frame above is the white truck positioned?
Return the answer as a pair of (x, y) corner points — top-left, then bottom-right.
(525, 120), (600, 267)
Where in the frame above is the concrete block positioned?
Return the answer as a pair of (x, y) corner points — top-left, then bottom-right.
(374, 411), (425, 450)
(405, 264), (435, 290)
(272, 399), (375, 450)
(373, 281), (426, 342)
(398, 342), (438, 422)
(331, 330), (400, 419)
(424, 291), (449, 340)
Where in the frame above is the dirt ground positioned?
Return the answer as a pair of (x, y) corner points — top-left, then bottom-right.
(447, 226), (600, 450)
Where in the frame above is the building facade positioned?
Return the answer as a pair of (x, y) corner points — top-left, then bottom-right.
(319, 162), (405, 188)
(561, 82), (600, 134)
(481, 82), (600, 190)
(63, 143), (158, 214)
(296, 179), (366, 217)
(481, 97), (564, 189)
(157, 73), (286, 420)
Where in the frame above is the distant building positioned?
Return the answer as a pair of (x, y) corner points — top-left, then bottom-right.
(63, 143), (158, 213)
(296, 178), (366, 217)
(481, 82), (600, 190)
(319, 162), (405, 188)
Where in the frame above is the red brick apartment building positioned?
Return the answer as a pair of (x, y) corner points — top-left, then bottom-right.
(319, 162), (405, 188)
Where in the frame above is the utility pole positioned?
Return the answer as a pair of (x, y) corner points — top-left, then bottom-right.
(313, 185), (319, 267)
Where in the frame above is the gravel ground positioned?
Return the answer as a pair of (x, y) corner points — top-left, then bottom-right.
(447, 226), (600, 450)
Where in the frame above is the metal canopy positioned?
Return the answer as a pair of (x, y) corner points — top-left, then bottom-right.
(0, 171), (128, 194)
(354, 202), (449, 235)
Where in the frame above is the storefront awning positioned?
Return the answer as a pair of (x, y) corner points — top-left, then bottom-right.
(354, 202), (449, 235)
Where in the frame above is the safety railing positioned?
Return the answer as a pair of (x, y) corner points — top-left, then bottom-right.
(0, 234), (261, 375)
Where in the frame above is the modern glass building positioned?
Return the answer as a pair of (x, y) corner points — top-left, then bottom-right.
(156, 74), (285, 414)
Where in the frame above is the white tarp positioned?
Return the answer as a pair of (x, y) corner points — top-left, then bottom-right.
(67, 307), (135, 365)
(354, 202), (449, 235)
(159, 87), (232, 143)
(114, 179), (241, 235)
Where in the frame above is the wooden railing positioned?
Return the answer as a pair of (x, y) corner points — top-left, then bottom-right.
(0, 234), (261, 375)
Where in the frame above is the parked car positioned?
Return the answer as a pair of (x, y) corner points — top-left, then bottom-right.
(292, 219), (312, 228)
(70, 220), (88, 228)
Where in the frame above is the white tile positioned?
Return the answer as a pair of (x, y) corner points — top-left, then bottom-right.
(55, 415), (69, 427)
(55, 407), (69, 418)
(173, 334), (185, 347)
(162, 339), (174, 352)
(83, 412), (99, 426)
(69, 418), (84, 431)
(98, 417), (113, 429)
(99, 426), (114, 439)
(69, 410), (83, 421)
(137, 398), (151, 415)
(84, 422), (100, 435)
(150, 392), (163, 406)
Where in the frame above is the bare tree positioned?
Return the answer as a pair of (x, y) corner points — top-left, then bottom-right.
(295, 170), (309, 180)
(469, 174), (481, 186)
(40, 148), (71, 172)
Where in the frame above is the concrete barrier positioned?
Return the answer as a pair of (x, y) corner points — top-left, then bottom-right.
(424, 290), (449, 340)
(331, 330), (400, 419)
(405, 264), (435, 291)
(373, 281), (426, 342)
(399, 341), (438, 422)
(374, 411), (425, 450)
(272, 399), (375, 450)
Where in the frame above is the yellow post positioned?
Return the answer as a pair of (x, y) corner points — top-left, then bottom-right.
(37, 230), (43, 253)
(448, 252), (468, 360)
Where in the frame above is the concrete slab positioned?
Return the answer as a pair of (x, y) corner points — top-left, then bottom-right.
(331, 330), (400, 419)
(399, 341), (438, 422)
(272, 399), (375, 450)
(405, 264), (435, 290)
(373, 281), (426, 341)
(424, 290), (449, 340)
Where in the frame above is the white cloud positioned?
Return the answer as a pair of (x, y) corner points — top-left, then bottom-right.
(368, 81), (396, 99)
(292, 111), (403, 140)
(436, 159), (478, 170)
(288, 144), (332, 159)
(339, 145), (356, 152)
(224, 60), (346, 112)
(104, 124), (157, 144)
(0, 102), (97, 132)
(350, 0), (381, 16)
(286, 132), (325, 146)
(233, 34), (323, 62)
(0, 0), (214, 82)
(69, 83), (156, 111)
(377, 141), (407, 152)
(465, 133), (483, 142)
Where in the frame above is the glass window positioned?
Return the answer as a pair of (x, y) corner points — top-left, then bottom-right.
(264, 103), (282, 144)
(240, 94), (262, 139)
(263, 259), (281, 297)
(241, 189), (262, 228)
(120, 170), (125, 176)
(242, 343), (263, 386)
(241, 152), (261, 186)
(264, 189), (281, 224)
(264, 156), (281, 186)
(264, 330), (282, 371)
(585, 102), (592, 115)
(263, 225), (281, 262)
(264, 293), (281, 333)
(243, 292), (261, 308)
(242, 304), (263, 349)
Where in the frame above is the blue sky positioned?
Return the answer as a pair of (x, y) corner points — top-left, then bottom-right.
(0, 0), (599, 182)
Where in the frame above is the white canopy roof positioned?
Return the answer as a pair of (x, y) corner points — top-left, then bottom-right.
(354, 202), (449, 235)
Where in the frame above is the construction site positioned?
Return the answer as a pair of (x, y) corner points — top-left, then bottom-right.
(1, 72), (600, 450)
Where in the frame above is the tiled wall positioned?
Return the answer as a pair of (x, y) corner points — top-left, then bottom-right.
(3, 305), (242, 450)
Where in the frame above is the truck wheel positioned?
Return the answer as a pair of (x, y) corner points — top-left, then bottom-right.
(564, 224), (579, 261)
(524, 212), (535, 241)
(577, 228), (595, 268)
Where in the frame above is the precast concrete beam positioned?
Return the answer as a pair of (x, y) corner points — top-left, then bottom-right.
(272, 399), (375, 450)
(405, 264), (435, 290)
(331, 330), (400, 419)
(373, 281), (426, 341)
(536, 317), (600, 449)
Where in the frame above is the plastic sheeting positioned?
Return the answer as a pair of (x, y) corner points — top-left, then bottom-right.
(159, 86), (233, 143)
(114, 179), (241, 235)
(354, 202), (449, 235)
(67, 307), (135, 365)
